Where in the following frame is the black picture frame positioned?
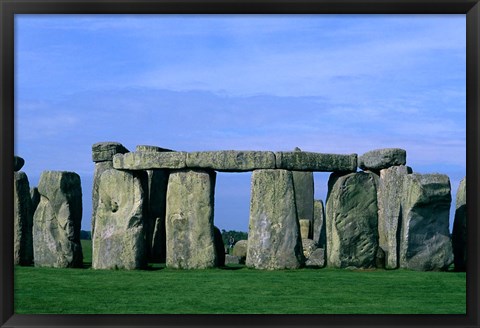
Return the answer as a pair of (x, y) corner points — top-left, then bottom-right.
(1, 1), (478, 327)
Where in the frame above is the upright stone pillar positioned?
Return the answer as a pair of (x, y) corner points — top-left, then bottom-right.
(14, 170), (33, 266)
(326, 172), (379, 269)
(91, 142), (129, 240)
(165, 169), (217, 269)
(92, 169), (147, 269)
(33, 171), (83, 268)
(292, 147), (314, 238)
(313, 199), (326, 248)
(136, 145), (171, 263)
(377, 165), (410, 269)
(246, 169), (304, 270)
(400, 174), (453, 271)
(452, 177), (466, 272)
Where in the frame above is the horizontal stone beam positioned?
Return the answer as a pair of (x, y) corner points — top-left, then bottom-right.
(113, 152), (188, 170)
(186, 151), (276, 172)
(275, 152), (357, 172)
(113, 150), (357, 172)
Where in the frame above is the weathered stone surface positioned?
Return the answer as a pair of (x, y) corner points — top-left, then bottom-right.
(246, 169), (305, 270)
(377, 165), (410, 269)
(326, 172), (379, 269)
(225, 254), (241, 265)
(452, 177), (466, 272)
(33, 171), (83, 268)
(147, 170), (169, 263)
(186, 151), (276, 172)
(113, 152), (187, 170)
(14, 172), (33, 266)
(14, 156), (25, 171)
(358, 148), (406, 171)
(92, 169), (147, 270)
(136, 145), (173, 153)
(400, 173), (453, 271)
(291, 150), (314, 224)
(275, 151), (357, 172)
(30, 187), (40, 213)
(165, 169), (217, 269)
(305, 248), (325, 268)
(232, 239), (248, 259)
(92, 142), (129, 162)
(214, 226), (226, 267)
(91, 161), (114, 240)
(302, 239), (317, 258)
(299, 219), (311, 240)
(313, 200), (326, 248)
(376, 247), (386, 269)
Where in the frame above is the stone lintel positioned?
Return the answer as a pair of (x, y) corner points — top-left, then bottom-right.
(92, 142), (129, 162)
(113, 151), (187, 170)
(275, 151), (357, 172)
(186, 151), (276, 172)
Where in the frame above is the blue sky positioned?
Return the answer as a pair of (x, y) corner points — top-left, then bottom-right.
(15, 14), (466, 232)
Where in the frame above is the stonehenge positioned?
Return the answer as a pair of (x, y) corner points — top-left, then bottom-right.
(14, 145), (465, 272)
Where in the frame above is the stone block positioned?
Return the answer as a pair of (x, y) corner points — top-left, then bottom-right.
(186, 150), (276, 172)
(358, 148), (406, 171)
(92, 142), (129, 162)
(275, 151), (357, 172)
(246, 169), (305, 269)
(113, 151), (187, 170)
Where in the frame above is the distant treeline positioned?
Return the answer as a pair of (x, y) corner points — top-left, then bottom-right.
(80, 230), (92, 240)
(221, 229), (248, 247)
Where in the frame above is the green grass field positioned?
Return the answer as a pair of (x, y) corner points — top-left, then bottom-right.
(13, 240), (466, 314)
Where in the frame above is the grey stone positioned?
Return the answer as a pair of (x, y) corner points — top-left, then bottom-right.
(33, 171), (83, 268)
(291, 150), (314, 224)
(452, 177), (466, 272)
(377, 165), (410, 269)
(232, 239), (248, 261)
(246, 169), (305, 270)
(186, 151), (276, 172)
(302, 239), (317, 258)
(376, 247), (386, 269)
(214, 226), (226, 267)
(14, 172), (33, 266)
(91, 161), (114, 241)
(305, 248), (325, 268)
(400, 173), (453, 271)
(113, 151), (187, 170)
(299, 219), (311, 240)
(30, 187), (40, 214)
(136, 145), (173, 153)
(145, 169), (169, 263)
(14, 156), (25, 171)
(326, 172), (379, 269)
(225, 254), (241, 265)
(92, 169), (147, 270)
(275, 151), (357, 172)
(313, 200), (326, 248)
(165, 169), (217, 269)
(92, 142), (129, 162)
(358, 148), (406, 171)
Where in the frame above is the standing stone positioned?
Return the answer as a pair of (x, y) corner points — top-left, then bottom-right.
(135, 145), (171, 263)
(302, 239), (317, 258)
(91, 142), (129, 241)
(313, 199), (326, 248)
(232, 239), (248, 259)
(377, 165), (410, 269)
(292, 148), (314, 229)
(92, 169), (147, 270)
(299, 219), (311, 240)
(400, 174), (453, 271)
(326, 172), (379, 269)
(246, 169), (305, 270)
(165, 169), (217, 269)
(214, 226), (226, 267)
(14, 172), (33, 266)
(452, 177), (466, 272)
(30, 187), (40, 214)
(33, 171), (83, 268)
